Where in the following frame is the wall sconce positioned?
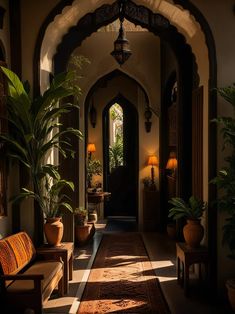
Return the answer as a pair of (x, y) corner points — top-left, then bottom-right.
(87, 143), (96, 159)
(147, 155), (158, 189)
(89, 100), (97, 128)
(111, 0), (132, 66)
(166, 151), (178, 177)
(144, 106), (152, 133)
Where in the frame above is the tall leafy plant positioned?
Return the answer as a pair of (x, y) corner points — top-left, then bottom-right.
(211, 83), (235, 259)
(0, 67), (83, 217)
(109, 137), (123, 171)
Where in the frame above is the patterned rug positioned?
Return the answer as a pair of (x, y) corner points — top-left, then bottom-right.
(78, 233), (170, 313)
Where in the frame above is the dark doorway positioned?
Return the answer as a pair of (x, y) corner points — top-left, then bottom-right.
(103, 94), (138, 218)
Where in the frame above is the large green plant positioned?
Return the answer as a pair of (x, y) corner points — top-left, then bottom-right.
(168, 196), (207, 220)
(211, 83), (235, 259)
(0, 67), (82, 217)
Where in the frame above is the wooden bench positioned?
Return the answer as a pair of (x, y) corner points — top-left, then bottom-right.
(0, 231), (64, 314)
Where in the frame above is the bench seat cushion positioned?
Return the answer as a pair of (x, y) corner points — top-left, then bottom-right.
(0, 232), (36, 275)
(7, 260), (63, 302)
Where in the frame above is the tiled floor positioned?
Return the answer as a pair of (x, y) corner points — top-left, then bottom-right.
(43, 218), (231, 314)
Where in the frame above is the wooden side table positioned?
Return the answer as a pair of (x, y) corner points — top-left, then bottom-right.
(37, 242), (74, 294)
(176, 242), (209, 296)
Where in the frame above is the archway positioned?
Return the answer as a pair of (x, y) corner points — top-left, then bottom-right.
(85, 70), (145, 222)
(34, 0), (217, 289)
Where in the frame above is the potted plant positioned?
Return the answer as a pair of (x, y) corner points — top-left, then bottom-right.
(168, 196), (207, 247)
(0, 67), (82, 244)
(42, 175), (75, 246)
(211, 83), (235, 310)
(74, 207), (95, 245)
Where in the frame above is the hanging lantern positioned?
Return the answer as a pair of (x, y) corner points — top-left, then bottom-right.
(111, 1), (132, 66)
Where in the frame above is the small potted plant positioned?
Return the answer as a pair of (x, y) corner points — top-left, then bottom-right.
(168, 196), (207, 247)
(74, 207), (95, 245)
(74, 207), (87, 226)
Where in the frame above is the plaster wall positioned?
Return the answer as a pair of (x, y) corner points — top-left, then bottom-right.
(21, 0), (60, 84)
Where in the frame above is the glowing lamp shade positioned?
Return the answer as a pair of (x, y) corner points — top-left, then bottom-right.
(147, 155), (158, 187)
(166, 152), (177, 170)
(147, 155), (158, 166)
(87, 143), (96, 153)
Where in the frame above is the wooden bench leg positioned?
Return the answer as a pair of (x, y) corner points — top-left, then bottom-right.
(69, 254), (73, 281)
(58, 275), (64, 297)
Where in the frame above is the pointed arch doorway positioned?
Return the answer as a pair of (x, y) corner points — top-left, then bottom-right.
(103, 94), (139, 218)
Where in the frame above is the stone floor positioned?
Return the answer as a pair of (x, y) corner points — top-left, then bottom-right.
(43, 217), (231, 314)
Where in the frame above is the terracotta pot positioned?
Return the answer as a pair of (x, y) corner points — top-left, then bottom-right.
(226, 279), (235, 311)
(44, 217), (64, 246)
(75, 224), (90, 244)
(183, 219), (204, 248)
(75, 223), (95, 245)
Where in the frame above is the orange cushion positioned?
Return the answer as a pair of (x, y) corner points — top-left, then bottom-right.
(0, 232), (36, 275)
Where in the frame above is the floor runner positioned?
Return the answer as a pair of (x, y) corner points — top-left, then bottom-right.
(78, 233), (170, 313)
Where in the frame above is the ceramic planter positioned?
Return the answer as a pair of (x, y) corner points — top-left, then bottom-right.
(44, 217), (64, 246)
(183, 219), (204, 248)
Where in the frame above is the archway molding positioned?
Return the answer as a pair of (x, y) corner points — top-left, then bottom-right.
(33, 0), (217, 291)
(34, 0), (211, 96)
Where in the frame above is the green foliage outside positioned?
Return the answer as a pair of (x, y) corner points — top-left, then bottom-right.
(109, 103), (123, 171)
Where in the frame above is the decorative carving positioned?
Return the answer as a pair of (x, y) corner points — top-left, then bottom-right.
(95, 2), (119, 26)
(125, 2), (149, 26)
(54, 0), (199, 88)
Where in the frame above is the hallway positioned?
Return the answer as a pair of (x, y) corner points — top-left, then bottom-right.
(44, 219), (228, 314)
